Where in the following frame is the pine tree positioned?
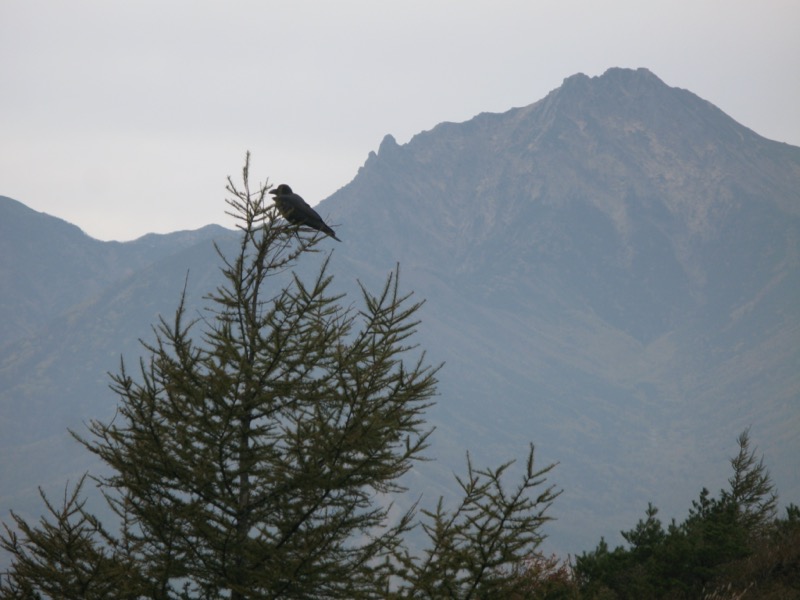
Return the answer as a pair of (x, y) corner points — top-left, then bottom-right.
(1, 155), (559, 599)
(724, 428), (777, 534)
(0, 475), (146, 599)
(574, 429), (786, 599)
(392, 446), (560, 598)
(3, 155), (436, 599)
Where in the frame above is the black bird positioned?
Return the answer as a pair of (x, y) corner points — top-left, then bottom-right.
(269, 184), (341, 241)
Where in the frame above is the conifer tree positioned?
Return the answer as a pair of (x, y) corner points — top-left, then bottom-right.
(87, 156), (440, 598)
(1, 155), (560, 599)
(724, 428), (777, 534)
(3, 155), (436, 598)
(392, 446), (560, 598)
(574, 429), (786, 599)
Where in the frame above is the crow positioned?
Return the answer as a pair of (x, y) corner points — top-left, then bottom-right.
(269, 184), (341, 241)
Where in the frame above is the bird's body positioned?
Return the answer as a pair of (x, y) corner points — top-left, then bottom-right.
(269, 184), (341, 241)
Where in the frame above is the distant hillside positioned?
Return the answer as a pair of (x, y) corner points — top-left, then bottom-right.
(0, 196), (232, 347)
(0, 208), (236, 538)
(1, 68), (798, 558)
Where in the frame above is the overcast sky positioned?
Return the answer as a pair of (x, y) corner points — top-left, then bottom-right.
(2, 1), (798, 241)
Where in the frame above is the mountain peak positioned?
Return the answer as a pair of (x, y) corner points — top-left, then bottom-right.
(332, 66), (800, 338)
(600, 66), (663, 83)
(379, 133), (399, 153)
(558, 67), (665, 94)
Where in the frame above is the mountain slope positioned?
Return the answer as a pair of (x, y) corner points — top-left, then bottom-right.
(318, 67), (800, 550)
(329, 68), (799, 338)
(0, 232), (238, 521)
(1, 68), (798, 557)
(0, 195), (231, 347)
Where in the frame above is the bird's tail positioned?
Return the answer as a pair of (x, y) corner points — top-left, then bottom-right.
(324, 226), (341, 242)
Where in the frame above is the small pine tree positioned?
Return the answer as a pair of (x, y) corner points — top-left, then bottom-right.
(392, 446), (560, 598)
(1, 475), (146, 599)
(724, 428), (777, 534)
(574, 429), (784, 600)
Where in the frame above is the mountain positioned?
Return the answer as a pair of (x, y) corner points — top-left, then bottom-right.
(1, 68), (798, 558)
(320, 67), (800, 550)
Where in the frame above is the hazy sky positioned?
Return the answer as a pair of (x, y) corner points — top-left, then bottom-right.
(2, 1), (799, 240)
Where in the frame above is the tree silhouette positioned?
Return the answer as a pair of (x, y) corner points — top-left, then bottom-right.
(1, 155), (558, 599)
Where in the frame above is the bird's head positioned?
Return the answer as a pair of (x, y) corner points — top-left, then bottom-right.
(270, 184), (293, 196)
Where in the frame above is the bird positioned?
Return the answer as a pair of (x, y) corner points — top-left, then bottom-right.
(269, 184), (341, 242)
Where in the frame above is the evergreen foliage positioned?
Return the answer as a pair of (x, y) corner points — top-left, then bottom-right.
(574, 429), (797, 599)
(0, 155), (558, 599)
(392, 446), (560, 598)
(0, 475), (146, 599)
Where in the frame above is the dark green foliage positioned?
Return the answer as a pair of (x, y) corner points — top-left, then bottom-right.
(725, 429), (778, 534)
(706, 503), (800, 599)
(0, 476), (146, 599)
(392, 445), (560, 598)
(574, 429), (793, 599)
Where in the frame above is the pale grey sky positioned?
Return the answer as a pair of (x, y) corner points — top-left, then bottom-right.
(2, 0), (798, 240)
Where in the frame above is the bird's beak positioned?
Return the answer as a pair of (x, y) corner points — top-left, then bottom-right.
(268, 189), (278, 195)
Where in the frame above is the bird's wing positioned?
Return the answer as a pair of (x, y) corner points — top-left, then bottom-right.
(290, 195), (325, 222)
